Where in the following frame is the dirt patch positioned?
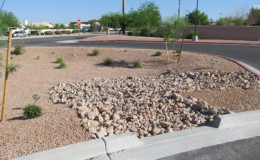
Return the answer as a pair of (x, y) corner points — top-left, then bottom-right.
(0, 46), (258, 159)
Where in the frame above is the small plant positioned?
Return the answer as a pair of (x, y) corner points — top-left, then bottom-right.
(59, 61), (67, 68)
(32, 92), (43, 105)
(133, 60), (143, 68)
(167, 68), (174, 73)
(104, 57), (113, 65)
(23, 92), (43, 119)
(124, 50), (128, 52)
(203, 55), (221, 69)
(8, 63), (21, 74)
(155, 51), (162, 56)
(14, 45), (25, 55)
(56, 57), (64, 63)
(23, 105), (43, 119)
(92, 48), (100, 56)
(35, 55), (40, 60)
(186, 30), (201, 39)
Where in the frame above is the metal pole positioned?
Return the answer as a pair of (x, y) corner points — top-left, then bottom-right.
(78, 25), (80, 39)
(195, 0), (199, 35)
(178, 0), (181, 20)
(1, 30), (12, 122)
(122, 0), (125, 35)
(0, 0), (6, 11)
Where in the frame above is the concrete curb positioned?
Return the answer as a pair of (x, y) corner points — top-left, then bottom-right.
(12, 139), (106, 160)
(211, 110), (260, 129)
(13, 110), (260, 160)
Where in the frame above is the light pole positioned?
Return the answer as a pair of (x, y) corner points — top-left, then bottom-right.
(192, 0), (199, 41)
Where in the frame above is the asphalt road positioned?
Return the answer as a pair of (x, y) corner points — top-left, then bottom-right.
(159, 136), (260, 160)
(1, 35), (259, 70)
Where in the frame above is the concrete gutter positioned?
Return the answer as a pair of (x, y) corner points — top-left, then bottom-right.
(13, 109), (260, 160)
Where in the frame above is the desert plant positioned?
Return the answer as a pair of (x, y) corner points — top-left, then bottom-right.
(133, 60), (143, 68)
(186, 30), (201, 39)
(155, 51), (162, 56)
(92, 48), (100, 56)
(59, 61), (67, 68)
(8, 63), (21, 74)
(104, 57), (113, 65)
(45, 31), (54, 35)
(203, 55), (221, 69)
(23, 104), (43, 119)
(56, 57), (64, 63)
(128, 31), (134, 36)
(13, 45), (25, 55)
(32, 92), (43, 105)
(167, 68), (174, 73)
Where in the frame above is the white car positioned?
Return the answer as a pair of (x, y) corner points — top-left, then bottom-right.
(12, 31), (27, 38)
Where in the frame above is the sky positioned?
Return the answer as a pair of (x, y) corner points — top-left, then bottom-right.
(1, 0), (259, 24)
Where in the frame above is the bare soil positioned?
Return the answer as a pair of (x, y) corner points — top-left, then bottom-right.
(0, 47), (259, 159)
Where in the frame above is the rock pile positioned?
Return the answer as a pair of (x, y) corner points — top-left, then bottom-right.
(49, 71), (259, 138)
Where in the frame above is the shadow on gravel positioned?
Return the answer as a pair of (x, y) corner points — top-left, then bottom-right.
(96, 60), (133, 68)
(8, 116), (24, 121)
(193, 67), (211, 70)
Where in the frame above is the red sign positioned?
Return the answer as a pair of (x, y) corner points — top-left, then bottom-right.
(77, 19), (81, 26)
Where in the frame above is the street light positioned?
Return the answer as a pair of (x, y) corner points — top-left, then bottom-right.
(192, 0), (199, 42)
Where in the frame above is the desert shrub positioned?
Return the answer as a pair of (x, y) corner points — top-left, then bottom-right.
(30, 31), (39, 35)
(23, 104), (43, 119)
(92, 48), (100, 56)
(155, 51), (162, 56)
(14, 45), (25, 55)
(56, 57), (64, 63)
(45, 31), (54, 35)
(72, 30), (80, 33)
(167, 68), (174, 73)
(186, 30), (201, 39)
(140, 28), (149, 37)
(55, 31), (62, 35)
(40, 33), (44, 35)
(133, 60), (143, 68)
(104, 57), (113, 65)
(128, 31), (134, 36)
(59, 61), (67, 68)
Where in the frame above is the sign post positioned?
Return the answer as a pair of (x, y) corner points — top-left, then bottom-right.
(78, 19), (81, 39)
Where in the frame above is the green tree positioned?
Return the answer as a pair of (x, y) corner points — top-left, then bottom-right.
(187, 10), (210, 25)
(90, 20), (97, 32)
(60, 24), (66, 29)
(216, 17), (232, 26)
(247, 8), (260, 25)
(100, 12), (122, 29)
(163, 15), (187, 61)
(0, 11), (20, 35)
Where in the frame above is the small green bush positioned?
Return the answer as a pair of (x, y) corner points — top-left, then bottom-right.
(104, 57), (113, 65)
(55, 31), (62, 35)
(23, 104), (43, 119)
(45, 31), (54, 35)
(30, 31), (39, 35)
(140, 28), (149, 37)
(133, 60), (143, 68)
(59, 61), (67, 68)
(155, 51), (162, 56)
(92, 49), (100, 56)
(56, 57), (64, 63)
(14, 45), (25, 55)
(186, 30), (201, 39)
(128, 31), (134, 36)
(40, 33), (44, 35)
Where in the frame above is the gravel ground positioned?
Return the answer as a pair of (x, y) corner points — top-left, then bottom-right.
(0, 46), (259, 159)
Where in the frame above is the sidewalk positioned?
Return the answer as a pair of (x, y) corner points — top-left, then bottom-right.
(13, 110), (260, 160)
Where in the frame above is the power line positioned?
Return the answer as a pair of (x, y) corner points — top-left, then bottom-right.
(0, 0), (6, 12)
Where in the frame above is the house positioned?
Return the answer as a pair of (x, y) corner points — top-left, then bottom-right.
(29, 22), (55, 29)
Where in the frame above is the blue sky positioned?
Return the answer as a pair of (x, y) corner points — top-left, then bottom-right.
(2, 0), (259, 24)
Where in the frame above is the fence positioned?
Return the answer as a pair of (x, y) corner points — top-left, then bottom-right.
(186, 25), (260, 41)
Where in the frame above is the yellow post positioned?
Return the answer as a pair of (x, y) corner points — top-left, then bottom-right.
(1, 30), (12, 122)
(165, 41), (169, 61)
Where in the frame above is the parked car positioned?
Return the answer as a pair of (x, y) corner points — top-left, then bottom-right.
(12, 31), (27, 38)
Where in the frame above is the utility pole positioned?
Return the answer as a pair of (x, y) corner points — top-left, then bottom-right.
(193, 0), (199, 41)
(178, 0), (181, 20)
(122, 0), (125, 35)
(0, 0), (6, 11)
